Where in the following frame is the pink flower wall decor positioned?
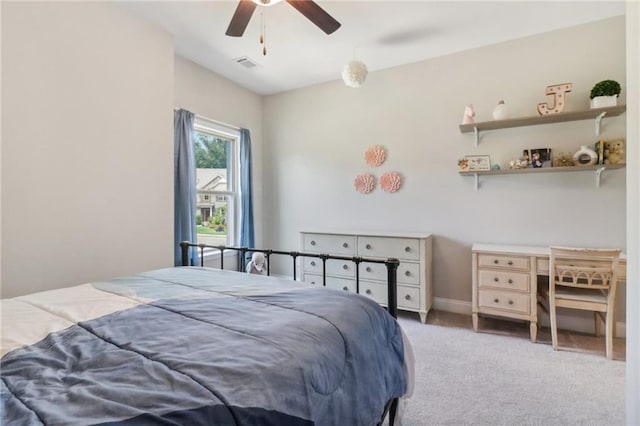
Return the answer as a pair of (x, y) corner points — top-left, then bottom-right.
(379, 171), (402, 193)
(354, 173), (375, 194)
(364, 145), (386, 167)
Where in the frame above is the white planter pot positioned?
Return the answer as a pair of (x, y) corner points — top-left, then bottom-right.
(590, 95), (618, 109)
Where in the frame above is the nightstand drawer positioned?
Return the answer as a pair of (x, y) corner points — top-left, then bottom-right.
(358, 236), (420, 261)
(478, 254), (530, 271)
(303, 234), (355, 255)
(478, 289), (530, 315)
(478, 270), (529, 292)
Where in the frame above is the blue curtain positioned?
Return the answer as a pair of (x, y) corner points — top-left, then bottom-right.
(239, 128), (255, 267)
(174, 109), (198, 266)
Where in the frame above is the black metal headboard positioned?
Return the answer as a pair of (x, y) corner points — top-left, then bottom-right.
(179, 241), (400, 319)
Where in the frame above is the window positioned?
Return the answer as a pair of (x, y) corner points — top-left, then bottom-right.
(193, 117), (240, 248)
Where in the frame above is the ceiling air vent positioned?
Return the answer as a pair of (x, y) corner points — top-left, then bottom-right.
(234, 56), (259, 69)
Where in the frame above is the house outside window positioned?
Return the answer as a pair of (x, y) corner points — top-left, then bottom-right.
(193, 117), (240, 248)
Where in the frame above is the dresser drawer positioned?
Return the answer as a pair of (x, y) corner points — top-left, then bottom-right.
(360, 261), (420, 285)
(358, 236), (420, 261)
(478, 289), (530, 315)
(360, 281), (387, 305)
(478, 269), (529, 292)
(303, 274), (356, 293)
(478, 254), (530, 271)
(303, 257), (355, 278)
(303, 234), (356, 255)
(398, 285), (420, 310)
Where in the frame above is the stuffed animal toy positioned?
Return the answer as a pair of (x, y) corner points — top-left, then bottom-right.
(246, 252), (268, 275)
(604, 139), (625, 165)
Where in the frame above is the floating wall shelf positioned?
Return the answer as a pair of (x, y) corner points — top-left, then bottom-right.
(459, 105), (626, 146)
(459, 164), (626, 191)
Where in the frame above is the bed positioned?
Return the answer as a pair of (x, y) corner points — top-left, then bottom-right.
(1, 246), (413, 425)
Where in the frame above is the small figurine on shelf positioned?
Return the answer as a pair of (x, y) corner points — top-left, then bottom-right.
(552, 152), (575, 167)
(492, 100), (509, 120)
(508, 152), (529, 169)
(573, 145), (598, 166)
(604, 139), (625, 164)
(462, 105), (475, 124)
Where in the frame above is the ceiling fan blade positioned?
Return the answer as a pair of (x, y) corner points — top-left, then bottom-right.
(226, 0), (258, 37)
(286, 0), (341, 35)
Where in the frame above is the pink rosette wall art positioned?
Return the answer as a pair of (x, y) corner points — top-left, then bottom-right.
(354, 173), (375, 194)
(379, 171), (402, 193)
(364, 145), (386, 167)
(354, 145), (403, 194)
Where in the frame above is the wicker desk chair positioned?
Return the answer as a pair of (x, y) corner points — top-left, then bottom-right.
(540, 246), (622, 359)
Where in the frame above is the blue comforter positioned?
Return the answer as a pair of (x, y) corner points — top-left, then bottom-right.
(1, 267), (407, 425)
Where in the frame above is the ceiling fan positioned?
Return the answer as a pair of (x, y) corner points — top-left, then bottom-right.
(226, 0), (341, 37)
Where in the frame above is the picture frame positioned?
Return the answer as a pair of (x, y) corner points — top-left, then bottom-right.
(526, 148), (552, 168)
(464, 155), (491, 171)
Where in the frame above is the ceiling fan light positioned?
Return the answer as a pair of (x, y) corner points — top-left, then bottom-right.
(342, 60), (368, 88)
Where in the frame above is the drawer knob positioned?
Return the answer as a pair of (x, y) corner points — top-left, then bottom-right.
(508, 261), (513, 266)
(494, 259), (499, 264)
(405, 295), (411, 300)
(405, 271), (411, 277)
(365, 244), (372, 250)
(343, 242), (349, 248)
(342, 286), (349, 291)
(311, 281), (316, 285)
(405, 246), (411, 252)
(310, 240), (316, 246)
(508, 279), (513, 284)
(508, 300), (514, 305)
(366, 266), (372, 272)
(494, 277), (499, 282)
(342, 264), (349, 270)
(494, 298), (499, 303)
(365, 289), (372, 295)
(310, 261), (316, 266)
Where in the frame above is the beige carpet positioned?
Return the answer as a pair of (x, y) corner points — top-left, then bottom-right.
(397, 311), (625, 426)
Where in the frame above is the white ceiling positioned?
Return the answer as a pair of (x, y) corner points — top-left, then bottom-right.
(118, 1), (625, 95)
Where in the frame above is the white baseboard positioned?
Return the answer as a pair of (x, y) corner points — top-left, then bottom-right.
(433, 297), (626, 338)
(433, 297), (472, 315)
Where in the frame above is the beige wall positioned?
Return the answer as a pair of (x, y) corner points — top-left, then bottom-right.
(1, 2), (174, 297)
(263, 17), (627, 326)
(174, 56), (264, 246)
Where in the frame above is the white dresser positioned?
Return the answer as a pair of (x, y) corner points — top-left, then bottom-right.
(300, 230), (433, 323)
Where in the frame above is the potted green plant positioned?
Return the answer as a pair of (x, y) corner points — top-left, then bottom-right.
(589, 79), (621, 109)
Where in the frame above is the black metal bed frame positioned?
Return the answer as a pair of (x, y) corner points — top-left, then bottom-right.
(179, 241), (401, 425)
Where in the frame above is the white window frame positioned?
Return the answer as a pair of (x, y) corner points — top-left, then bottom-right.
(193, 116), (241, 260)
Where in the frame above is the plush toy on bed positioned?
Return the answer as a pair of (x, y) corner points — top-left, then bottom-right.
(246, 252), (268, 275)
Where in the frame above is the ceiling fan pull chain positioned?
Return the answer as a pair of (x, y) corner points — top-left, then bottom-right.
(262, 11), (267, 55)
(260, 11), (264, 44)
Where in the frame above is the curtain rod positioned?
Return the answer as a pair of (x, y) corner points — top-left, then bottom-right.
(174, 107), (241, 131)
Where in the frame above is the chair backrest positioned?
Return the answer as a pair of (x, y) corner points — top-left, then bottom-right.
(550, 246), (621, 291)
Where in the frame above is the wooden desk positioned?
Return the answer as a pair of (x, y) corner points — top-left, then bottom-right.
(471, 243), (627, 342)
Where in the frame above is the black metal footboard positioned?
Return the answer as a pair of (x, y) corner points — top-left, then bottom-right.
(179, 241), (400, 319)
(180, 241), (401, 426)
